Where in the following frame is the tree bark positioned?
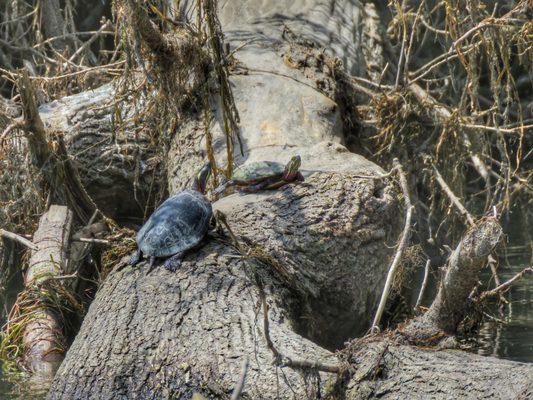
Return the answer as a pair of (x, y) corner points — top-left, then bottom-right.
(23, 205), (73, 387)
(40, 1), (533, 399)
(49, 170), (398, 399)
(343, 342), (533, 399)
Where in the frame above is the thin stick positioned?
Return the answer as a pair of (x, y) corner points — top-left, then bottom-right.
(260, 290), (341, 373)
(230, 358), (249, 400)
(261, 291), (281, 361)
(371, 159), (413, 332)
(394, 0), (408, 89)
(0, 229), (38, 251)
(351, 169), (396, 180)
(72, 238), (109, 245)
(68, 20), (112, 63)
(432, 164), (475, 226)
(478, 267), (533, 300)
(404, 1), (424, 84)
(459, 123), (533, 134)
(24, 61), (125, 81)
(414, 259), (430, 311)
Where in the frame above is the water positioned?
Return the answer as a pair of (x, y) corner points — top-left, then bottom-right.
(476, 254), (533, 363)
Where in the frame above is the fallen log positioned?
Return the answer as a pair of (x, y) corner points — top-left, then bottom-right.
(47, 185), (533, 399)
(49, 170), (399, 399)
(34, 1), (533, 398)
(23, 205), (72, 387)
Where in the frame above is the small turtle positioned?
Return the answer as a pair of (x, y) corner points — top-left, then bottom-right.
(215, 155), (304, 194)
(130, 163), (212, 272)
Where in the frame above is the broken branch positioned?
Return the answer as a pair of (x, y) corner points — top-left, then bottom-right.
(0, 228), (38, 251)
(371, 159), (413, 332)
(478, 267), (533, 301)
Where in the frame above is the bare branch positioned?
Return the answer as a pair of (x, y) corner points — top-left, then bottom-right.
(0, 228), (38, 251)
(478, 267), (533, 301)
(414, 259), (431, 311)
(230, 358), (249, 400)
(432, 164), (475, 226)
(260, 289), (341, 374)
(371, 159), (413, 332)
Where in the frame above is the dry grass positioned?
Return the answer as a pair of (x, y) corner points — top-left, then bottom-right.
(356, 0), (533, 250)
(0, 280), (83, 371)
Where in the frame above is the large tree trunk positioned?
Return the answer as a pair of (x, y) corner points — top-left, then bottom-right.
(50, 170), (398, 399)
(44, 1), (533, 399)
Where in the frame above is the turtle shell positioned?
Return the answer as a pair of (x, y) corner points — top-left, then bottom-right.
(232, 161), (285, 184)
(137, 189), (212, 258)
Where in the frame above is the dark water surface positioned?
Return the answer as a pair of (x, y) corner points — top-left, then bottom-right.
(476, 253), (533, 363)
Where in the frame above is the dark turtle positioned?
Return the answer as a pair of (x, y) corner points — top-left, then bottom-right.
(215, 155), (304, 194)
(130, 163), (212, 272)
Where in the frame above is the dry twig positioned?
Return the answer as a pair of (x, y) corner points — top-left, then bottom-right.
(259, 289), (341, 374)
(414, 259), (431, 311)
(0, 228), (38, 251)
(230, 358), (249, 400)
(478, 267), (533, 301)
(371, 159), (413, 332)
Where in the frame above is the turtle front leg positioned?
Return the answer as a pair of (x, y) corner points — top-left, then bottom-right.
(145, 256), (158, 274)
(129, 249), (143, 266)
(164, 252), (185, 272)
(263, 172), (305, 190)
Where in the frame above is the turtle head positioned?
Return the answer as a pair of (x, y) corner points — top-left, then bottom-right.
(282, 155), (301, 181)
(193, 162), (212, 194)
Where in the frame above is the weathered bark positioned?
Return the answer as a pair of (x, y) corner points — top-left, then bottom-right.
(23, 205), (72, 387)
(41, 1), (533, 399)
(49, 171), (398, 399)
(403, 218), (503, 341)
(37, 84), (165, 221)
(343, 342), (533, 399)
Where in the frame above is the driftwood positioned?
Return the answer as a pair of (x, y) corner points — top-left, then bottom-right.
(47, 177), (533, 399)
(0, 1), (523, 398)
(23, 205), (73, 387)
(403, 218), (503, 342)
(49, 170), (400, 399)
(16, 70), (98, 224)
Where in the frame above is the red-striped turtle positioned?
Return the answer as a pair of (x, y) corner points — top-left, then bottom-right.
(215, 155), (304, 194)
